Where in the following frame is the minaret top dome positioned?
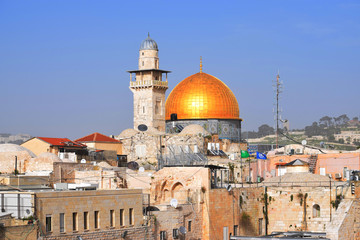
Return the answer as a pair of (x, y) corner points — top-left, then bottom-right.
(140, 33), (158, 51)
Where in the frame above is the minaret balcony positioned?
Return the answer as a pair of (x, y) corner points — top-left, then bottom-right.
(130, 80), (168, 89)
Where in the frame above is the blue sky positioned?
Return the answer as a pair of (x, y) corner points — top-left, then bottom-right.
(1, 0), (359, 139)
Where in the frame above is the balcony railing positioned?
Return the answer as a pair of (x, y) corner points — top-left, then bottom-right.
(130, 80), (168, 88)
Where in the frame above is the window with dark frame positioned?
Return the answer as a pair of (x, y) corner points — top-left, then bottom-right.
(45, 215), (52, 232)
(72, 212), (78, 231)
(233, 225), (238, 236)
(94, 211), (100, 229)
(84, 212), (89, 230)
(120, 209), (124, 226)
(173, 228), (179, 239)
(110, 210), (115, 227)
(59, 213), (65, 233)
(129, 208), (134, 225)
(160, 231), (166, 240)
(188, 220), (192, 232)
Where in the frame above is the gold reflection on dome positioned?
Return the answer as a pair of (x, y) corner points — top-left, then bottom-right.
(165, 72), (240, 120)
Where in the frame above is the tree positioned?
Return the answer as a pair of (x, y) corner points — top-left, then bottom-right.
(337, 114), (350, 126)
(305, 122), (322, 137)
(319, 116), (333, 127)
(327, 134), (335, 142)
(258, 124), (275, 137)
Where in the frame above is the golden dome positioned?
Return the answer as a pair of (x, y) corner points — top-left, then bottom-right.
(165, 72), (240, 120)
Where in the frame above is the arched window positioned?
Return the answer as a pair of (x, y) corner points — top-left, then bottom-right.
(313, 204), (320, 218)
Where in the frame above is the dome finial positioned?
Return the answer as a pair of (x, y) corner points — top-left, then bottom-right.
(200, 56), (203, 73)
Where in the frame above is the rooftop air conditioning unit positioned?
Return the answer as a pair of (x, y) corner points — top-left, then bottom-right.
(335, 173), (342, 179)
(295, 148), (303, 154)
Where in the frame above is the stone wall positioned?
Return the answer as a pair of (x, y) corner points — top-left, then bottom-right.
(39, 225), (154, 240)
(35, 190), (144, 236)
(0, 224), (37, 240)
(206, 187), (264, 239)
(153, 204), (202, 240)
(266, 186), (334, 232)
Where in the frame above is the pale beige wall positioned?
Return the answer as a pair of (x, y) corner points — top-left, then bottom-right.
(36, 190), (143, 236)
(91, 142), (122, 155)
(139, 49), (159, 70)
(0, 151), (30, 173)
(267, 186), (334, 232)
(21, 138), (50, 156)
(286, 165), (309, 173)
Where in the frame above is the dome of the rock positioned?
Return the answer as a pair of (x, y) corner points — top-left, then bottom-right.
(165, 72), (239, 120)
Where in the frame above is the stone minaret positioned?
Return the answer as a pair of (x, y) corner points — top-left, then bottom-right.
(128, 34), (170, 132)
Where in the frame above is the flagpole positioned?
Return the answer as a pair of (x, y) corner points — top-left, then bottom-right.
(248, 156), (251, 186)
(256, 154), (259, 187)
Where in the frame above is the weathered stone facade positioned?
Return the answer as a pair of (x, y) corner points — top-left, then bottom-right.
(35, 190), (144, 237)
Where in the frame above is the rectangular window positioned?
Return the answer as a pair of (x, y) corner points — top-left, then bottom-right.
(223, 226), (229, 240)
(59, 213), (65, 233)
(188, 220), (192, 232)
(129, 208), (134, 225)
(120, 209), (124, 226)
(233, 225), (238, 236)
(45, 215), (52, 232)
(94, 211), (100, 229)
(160, 231), (166, 240)
(173, 228), (179, 239)
(155, 100), (161, 115)
(110, 210), (115, 227)
(72, 212), (78, 231)
(258, 218), (263, 235)
(84, 212), (89, 230)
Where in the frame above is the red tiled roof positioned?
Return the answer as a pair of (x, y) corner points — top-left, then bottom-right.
(75, 132), (120, 143)
(37, 137), (86, 148)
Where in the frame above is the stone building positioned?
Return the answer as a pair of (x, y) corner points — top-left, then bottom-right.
(35, 189), (151, 239)
(75, 132), (122, 155)
(128, 33), (170, 132)
(148, 166), (264, 240)
(21, 137), (87, 160)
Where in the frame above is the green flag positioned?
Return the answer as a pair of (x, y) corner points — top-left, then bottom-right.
(241, 150), (250, 158)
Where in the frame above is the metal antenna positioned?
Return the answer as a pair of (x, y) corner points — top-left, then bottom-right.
(273, 71), (283, 149)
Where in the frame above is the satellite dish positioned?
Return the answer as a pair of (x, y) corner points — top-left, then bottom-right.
(301, 140), (307, 146)
(139, 167), (145, 173)
(226, 185), (232, 192)
(25, 209), (31, 214)
(148, 173), (152, 177)
(138, 124), (148, 132)
(127, 161), (139, 170)
(170, 198), (178, 208)
(179, 226), (187, 234)
(80, 159), (86, 163)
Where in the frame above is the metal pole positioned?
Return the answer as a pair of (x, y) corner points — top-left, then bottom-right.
(256, 157), (259, 187)
(276, 73), (280, 149)
(329, 176), (332, 222)
(248, 157), (251, 184)
(15, 156), (18, 175)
